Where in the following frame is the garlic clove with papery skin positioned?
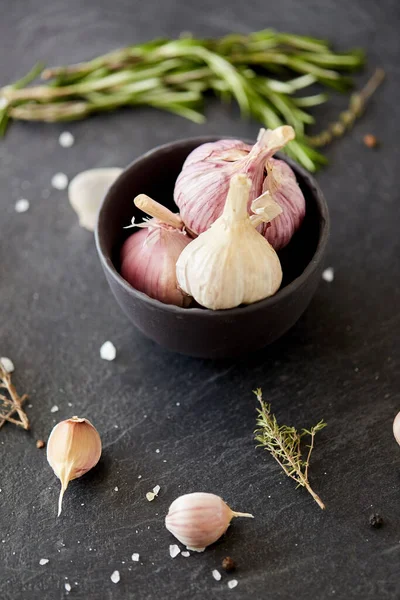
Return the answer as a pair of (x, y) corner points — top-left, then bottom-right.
(47, 416), (102, 516)
(259, 158), (306, 250)
(165, 492), (253, 551)
(393, 412), (400, 446)
(68, 168), (123, 231)
(176, 173), (283, 310)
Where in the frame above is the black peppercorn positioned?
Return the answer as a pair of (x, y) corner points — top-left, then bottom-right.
(222, 557), (236, 572)
(369, 513), (383, 528)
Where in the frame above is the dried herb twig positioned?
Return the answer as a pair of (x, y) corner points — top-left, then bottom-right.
(0, 362), (29, 430)
(254, 388), (326, 509)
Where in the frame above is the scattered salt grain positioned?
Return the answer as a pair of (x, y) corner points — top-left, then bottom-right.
(155, 449), (160, 453)
(50, 405), (59, 413)
(0, 357), (14, 373)
(65, 583), (71, 592)
(169, 544), (181, 558)
(212, 569), (222, 581)
(68, 402), (72, 407)
(132, 553), (140, 562)
(114, 486), (119, 492)
(228, 580), (238, 589)
(59, 132), (75, 148)
(138, 475), (142, 479)
(39, 558), (49, 566)
(110, 570), (120, 584)
(322, 267), (334, 282)
(100, 341), (116, 361)
(181, 551), (190, 557)
(176, 402), (180, 406)
(15, 199), (30, 213)
(51, 173), (69, 190)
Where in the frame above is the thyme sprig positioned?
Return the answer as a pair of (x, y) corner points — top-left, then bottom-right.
(0, 29), (382, 171)
(0, 362), (29, 431)
(254, 388), (326, 509)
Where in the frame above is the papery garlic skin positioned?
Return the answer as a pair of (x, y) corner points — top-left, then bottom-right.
(176, 174), (283, 310)
(120, 222), (192, 307)
(47, 417), (102, 516)
(174, 126), (294, 236)
(69, 168), (122, 231)
(165, 492), (253, 551)
(260, 158), (306, 250)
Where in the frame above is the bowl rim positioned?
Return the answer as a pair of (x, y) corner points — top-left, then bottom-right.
(95, 135), (330, 318)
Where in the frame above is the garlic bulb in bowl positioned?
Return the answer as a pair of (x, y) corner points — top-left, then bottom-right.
(176, 173), (283, 310)
(120, 194), (192, 307)
(174, 126), (306, 250)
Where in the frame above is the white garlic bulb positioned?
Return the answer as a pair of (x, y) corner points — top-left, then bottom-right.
(176, 173), (283, 310)
(68, 168), (123, 231)
(165, 492), (253, 551)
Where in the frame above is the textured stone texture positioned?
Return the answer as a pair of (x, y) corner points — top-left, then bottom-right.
(0, 1), (399, 598)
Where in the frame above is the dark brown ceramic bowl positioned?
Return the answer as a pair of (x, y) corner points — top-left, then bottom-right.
(95, 137), (329, 359)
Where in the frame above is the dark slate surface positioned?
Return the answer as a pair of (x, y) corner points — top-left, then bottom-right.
(0, 1), (399, 598)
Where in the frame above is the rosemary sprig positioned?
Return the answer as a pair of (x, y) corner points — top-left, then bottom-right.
(0, 362), (29, 431)
(0, 30), (383, 171)
(254, 388), (326, 509)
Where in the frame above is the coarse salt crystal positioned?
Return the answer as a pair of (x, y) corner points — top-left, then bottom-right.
(50, 405), (59, 413)
(39, 558), (49, 565)
(100, 341), (116, 361)
(51, 173), (69, 190)
(15, 199), (30, 213)
(322, 267), (334, 282)
(181, 551), (190, 557)
(228, 580), (238, 589)
(153, 485), (160, 495)
(0, 357), (14, 373)
(146, 492), (155, 502)
(212, 569), (222, 581)
(65, 583), (71, 592)
(169, 544), (180, 558)
(155, 449), (160, 453)
(132, 553), (140, 562)
(59, 132), (75, 148)
(110, 570), (120, 583)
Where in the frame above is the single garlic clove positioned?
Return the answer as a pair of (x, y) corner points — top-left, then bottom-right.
(165, 492), (253, 551)
(47, 416), (102, 516)
(68, 168), (123, 231)
(393, 412), (400, 445)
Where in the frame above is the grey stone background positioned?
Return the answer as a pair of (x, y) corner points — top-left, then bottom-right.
(0, 0), (399, 598)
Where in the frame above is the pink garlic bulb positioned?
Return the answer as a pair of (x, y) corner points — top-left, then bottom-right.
(260, 157), (306, 250)
(174, 126), (294, 236)
(174, 125), (305, 249)
(120, 195), (192, 307)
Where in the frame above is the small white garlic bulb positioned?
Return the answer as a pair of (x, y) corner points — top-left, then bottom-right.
(176, 173), (283, 310)
(47, 416), (102, 516)
(68, 168), (123, 231)
(165, 492), (253, 551)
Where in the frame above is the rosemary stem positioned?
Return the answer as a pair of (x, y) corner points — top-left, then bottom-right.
(305, 483), (326, 510)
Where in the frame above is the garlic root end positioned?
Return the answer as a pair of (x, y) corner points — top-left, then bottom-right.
(231, 511), (254, 519)
(57, 481), (69, 517)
